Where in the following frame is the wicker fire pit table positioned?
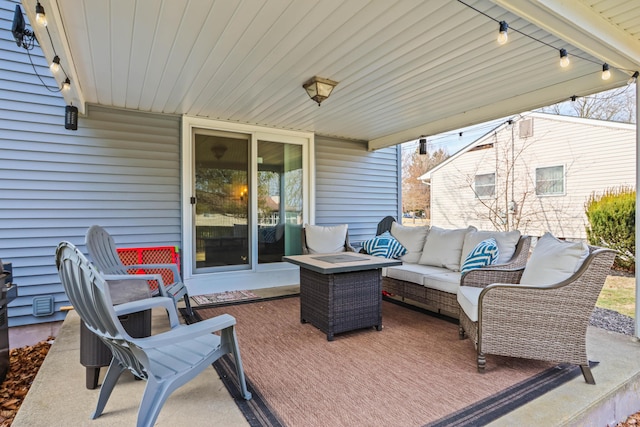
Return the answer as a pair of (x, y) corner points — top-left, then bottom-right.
(283, 253), (401, 341)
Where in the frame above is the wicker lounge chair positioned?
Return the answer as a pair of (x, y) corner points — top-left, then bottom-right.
(85, 225), (193, 316)
(56, 241), (251, 427)
(457, 244), (616, 384)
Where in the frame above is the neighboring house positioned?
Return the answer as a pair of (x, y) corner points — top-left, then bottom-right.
(420, 112), (636, 240)
(2, 0), (639, 338)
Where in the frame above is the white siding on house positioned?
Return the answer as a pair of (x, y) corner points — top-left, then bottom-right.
(430, 113), (636, 240)
(315, 136), (400, 244)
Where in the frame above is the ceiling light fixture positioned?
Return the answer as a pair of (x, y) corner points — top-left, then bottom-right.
(35, 2), (47, 27)
(601, 63), (611, 80)
(497, 21), (508, 45)
(303, 76), (338, 106)
(559, 49), (569, 68)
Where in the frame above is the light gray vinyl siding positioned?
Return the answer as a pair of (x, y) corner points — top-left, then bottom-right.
(2, 103), (181, 327)
(314, 136), (400, 244)
(1, 2), (182, 326)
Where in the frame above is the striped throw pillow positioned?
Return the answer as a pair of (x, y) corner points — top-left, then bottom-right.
(461, 238), (499, 273)
(363, 232), (408, 259)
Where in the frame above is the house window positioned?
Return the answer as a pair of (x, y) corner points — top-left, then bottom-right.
(536, 165), (564, 195)
(475, 173), (495, 198)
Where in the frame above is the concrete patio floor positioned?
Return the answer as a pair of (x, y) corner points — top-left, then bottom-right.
(11, 287), (640, 427)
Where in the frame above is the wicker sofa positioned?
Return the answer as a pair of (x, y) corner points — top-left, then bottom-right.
(372, 221), (531, 319)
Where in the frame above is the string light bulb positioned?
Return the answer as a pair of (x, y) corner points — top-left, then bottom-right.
(628, 71), (639, 85)
(601, 63), (611, 80)
(50, 55), (60, 74)
(497, 21), (508, 45)
(61, 78), (71, 92)
(559, 49), (569, 68)
(35, 2), (47, 27)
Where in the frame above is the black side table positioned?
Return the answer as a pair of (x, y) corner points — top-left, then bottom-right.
(80, 278), (152, 389)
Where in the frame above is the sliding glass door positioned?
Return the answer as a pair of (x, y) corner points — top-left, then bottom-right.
(194, 130), (250, 270)
(191, 128), (305, 273)
(257, 140), (303, 263)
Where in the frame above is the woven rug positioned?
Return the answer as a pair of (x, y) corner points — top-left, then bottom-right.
(188, 296), (592, 427)
(191, 290), (259, 306)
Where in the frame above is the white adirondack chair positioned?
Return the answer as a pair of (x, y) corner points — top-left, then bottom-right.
(56, 241), (252, 427)
(85, 225), (193, 316)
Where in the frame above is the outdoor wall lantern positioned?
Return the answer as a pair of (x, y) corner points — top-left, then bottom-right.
(303, 76), (338, 106)
(419, 138), (427, 155)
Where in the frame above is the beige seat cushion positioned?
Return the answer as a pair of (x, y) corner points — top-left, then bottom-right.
(304, 224), (348, 254)
(457, 286), (483, 322)
(419, 226), (476, 271)
(390, 222), (429, 263)
(520, 232), (589, 286)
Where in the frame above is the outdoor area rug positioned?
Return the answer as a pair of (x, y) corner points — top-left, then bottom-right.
(188, 296), (591, 427)
(190, 289), (259, 306)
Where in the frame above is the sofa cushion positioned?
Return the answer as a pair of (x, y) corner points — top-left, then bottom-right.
(385, 264), (461, 294)
(460, 238), (499, 273)
(390, 222), (429, 264)
(363, 232), (407, 259)
(520, 232), (589, 286)
(304, 224), (348, 254)
(461, 230), (521, 266)
(457, 286), (483, 322)
(419, 226), (476, 271)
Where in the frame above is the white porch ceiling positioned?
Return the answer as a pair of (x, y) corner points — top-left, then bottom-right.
(24, 0), (640, 150)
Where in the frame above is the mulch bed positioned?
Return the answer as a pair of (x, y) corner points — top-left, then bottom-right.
(0, 338), (53, 427)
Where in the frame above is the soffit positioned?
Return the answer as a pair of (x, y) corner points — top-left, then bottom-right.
(24, 0), (640, 150)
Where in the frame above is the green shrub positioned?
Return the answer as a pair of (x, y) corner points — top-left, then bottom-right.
(585, 186), (635, 271)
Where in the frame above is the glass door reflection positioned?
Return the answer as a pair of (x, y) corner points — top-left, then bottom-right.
(194, 131), (249, 270)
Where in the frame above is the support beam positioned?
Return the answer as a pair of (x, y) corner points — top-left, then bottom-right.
(634, 82), (640, 339)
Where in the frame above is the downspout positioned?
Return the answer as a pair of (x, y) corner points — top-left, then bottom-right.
(636, 80), (639, 339)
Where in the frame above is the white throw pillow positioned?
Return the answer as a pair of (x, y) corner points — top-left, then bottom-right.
(461, 230), (521, 266)
(520, 233), (589, 286)
(390, 222), (429, 263)
(304, 224), (348, 254)
(419, 226), (476, 271)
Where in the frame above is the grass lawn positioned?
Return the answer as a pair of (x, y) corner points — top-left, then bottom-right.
(598, 275), (636, 318)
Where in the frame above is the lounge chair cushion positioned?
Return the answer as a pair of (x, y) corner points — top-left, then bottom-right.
(304, 224), (348, 254)
(456, 286), (483, 322)
(419, 226), (476, 271)
(520, 232), (589, 286)
(461, 230), (521, 265)
(363, 232), (407, 259)
(390, 222), (429, 263)
(460, 238), (499, 273)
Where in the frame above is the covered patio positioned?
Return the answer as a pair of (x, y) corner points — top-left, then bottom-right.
(7, 0), (640, 425)
(19, 0), (640, 329)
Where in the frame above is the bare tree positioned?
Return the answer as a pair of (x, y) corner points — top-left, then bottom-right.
(402, 146), (449, 218)
(539, 86), (636, 123)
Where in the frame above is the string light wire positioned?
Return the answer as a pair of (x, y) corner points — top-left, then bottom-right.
(456, 0), (638, 78)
